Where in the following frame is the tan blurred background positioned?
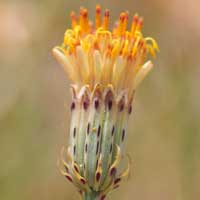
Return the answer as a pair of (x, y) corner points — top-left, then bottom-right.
(0, 0), (200, 200)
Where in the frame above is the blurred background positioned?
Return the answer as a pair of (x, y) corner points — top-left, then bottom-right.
(0, 0), (200, 200)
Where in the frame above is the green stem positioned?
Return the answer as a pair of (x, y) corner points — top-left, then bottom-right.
(83, 191), (99, 200)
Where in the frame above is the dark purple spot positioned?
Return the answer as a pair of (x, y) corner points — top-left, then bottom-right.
(100, 195), (106, 200)
(96, 172), (101, 182)
(66, 175), (72, 182)
(73, 127), (76, 138)
(96, 141), (99, 155)
(110, 167), (116, 176)
(73, 145), (76, 155)
(74, 164), (79, 173)
(96, 159), (98, 169)
(111, 126), (115, 136)
(64, 165), (69, 172)
(122, 129), (125, 142)
(119, 103), (124, 112)
(87, 123), (90, 135)
(114, 178), (121, 185)
(114, 185), (120, 189)
(110, 144), (113, 153)
(97, 125), (101, 137)
(128, 105), (132, 114)
(85, 144), (88, 152)
(94, 99), (99, 109)
(83, 101), (89, 110)
(108, 100), (112, 110)
(80, 178), (86, 184)
(71, 102), (75, 111)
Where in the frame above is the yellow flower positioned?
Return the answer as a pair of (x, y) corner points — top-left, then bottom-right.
(53, 5), (158, 101)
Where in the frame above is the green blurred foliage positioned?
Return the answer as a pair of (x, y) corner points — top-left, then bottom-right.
(0, 0), (200, 200)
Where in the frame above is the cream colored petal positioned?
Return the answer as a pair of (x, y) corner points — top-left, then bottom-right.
(133, 60), (153, 89)
(52, 48), (75, 81)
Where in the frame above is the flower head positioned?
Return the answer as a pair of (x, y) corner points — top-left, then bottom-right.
(53, 5), (158, 200)
(53, 5), (158, 100)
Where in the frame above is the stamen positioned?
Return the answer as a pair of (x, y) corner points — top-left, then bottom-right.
(136, 17), (143, 33)
(70, 11), (77, 28)
(96, 5), (101, 28)
(118, 12), (126, 36)
(103, 9), (110, 30)
(131, 14), (139, 35)
(82, 9), (89, 33)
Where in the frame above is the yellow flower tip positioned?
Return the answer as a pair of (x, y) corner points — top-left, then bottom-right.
(53, 5), (158, 99)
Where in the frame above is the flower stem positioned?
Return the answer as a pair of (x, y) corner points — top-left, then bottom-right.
(83, 191), (99, 200)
